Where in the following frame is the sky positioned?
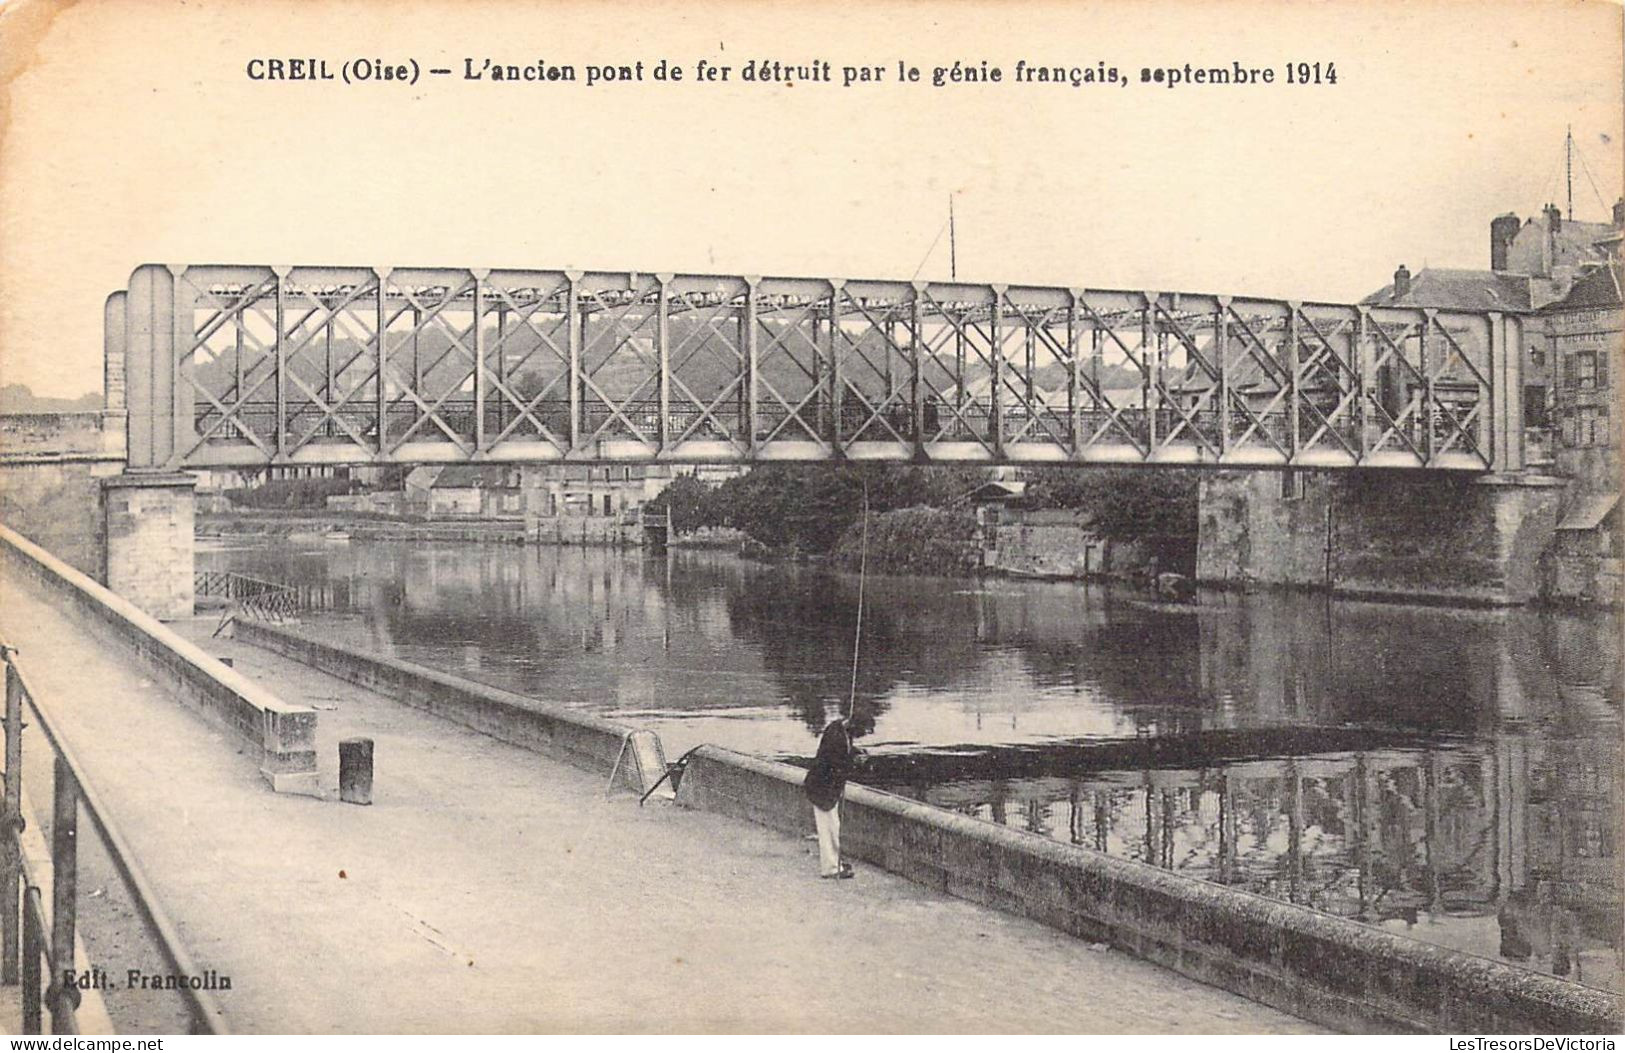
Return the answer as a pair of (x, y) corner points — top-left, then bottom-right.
(1, 0), (1621, 398)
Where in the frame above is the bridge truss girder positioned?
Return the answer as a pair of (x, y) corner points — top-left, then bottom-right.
(117, 263), (1525, 473)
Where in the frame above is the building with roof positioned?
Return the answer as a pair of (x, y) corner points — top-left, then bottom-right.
(1361, 267), (1538, 313)
(515, 463), (747, 545)
(1493, 204), (1620, 288)
(520, 463), (670, 523)
(1366, 203), (1624, 602)
(1539, 257), (1622, 602)
(428, 464), (524, 518)
(1363, 200), (1625, 467)
(1544, 259), (1622, 489)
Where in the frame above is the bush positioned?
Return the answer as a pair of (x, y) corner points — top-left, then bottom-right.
(831, 506), (981, 577)
(701, 464), (986, 555)
(1021, 466), (1198, 539)
(644, 474), (715, 534)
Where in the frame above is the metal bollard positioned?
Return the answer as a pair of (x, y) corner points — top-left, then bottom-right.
(338, 738), (373, 806)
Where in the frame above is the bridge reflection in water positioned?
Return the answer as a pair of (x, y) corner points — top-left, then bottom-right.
(886, 740), (1619, 993)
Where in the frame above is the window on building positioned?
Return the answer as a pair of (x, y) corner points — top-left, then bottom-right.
(603, 494), (614, 516)
(1523, 385), (1548, 427)
(1577, 405), (1610, 447)
(1530, 349), (1546, 370)
(548, 494), (558, 517)
(1279, 469), (1307, 502)
(1570, 351), (1599, 390)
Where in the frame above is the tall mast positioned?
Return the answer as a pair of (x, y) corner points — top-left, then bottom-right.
(948, 194), (958, 281)
(1566, 125), (1574, 221)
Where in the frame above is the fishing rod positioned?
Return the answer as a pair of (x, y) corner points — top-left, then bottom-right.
(846, 477), (869, 721)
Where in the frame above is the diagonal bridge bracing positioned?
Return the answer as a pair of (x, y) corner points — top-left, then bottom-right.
(115, 263), (1526, 472)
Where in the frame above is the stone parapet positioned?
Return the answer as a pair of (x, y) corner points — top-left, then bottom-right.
(0, 523), (319, 795)
(232, 621), (667, 795)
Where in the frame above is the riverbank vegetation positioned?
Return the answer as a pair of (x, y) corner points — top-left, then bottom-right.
(649, 465), (982, 556)
(648, 464), (1199, 575)
(830, 506), (981, 576)
(224, 477), (359, 510)
(1020, 467), (1200, 541)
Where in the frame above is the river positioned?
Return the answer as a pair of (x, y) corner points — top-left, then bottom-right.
(199, 536), (1623, 993)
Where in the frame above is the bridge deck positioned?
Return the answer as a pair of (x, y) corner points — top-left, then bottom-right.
(0, 567), (1313, 1034)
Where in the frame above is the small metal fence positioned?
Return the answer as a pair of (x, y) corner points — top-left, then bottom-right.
(194, 570), (300, 622)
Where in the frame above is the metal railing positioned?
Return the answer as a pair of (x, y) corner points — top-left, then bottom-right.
(194, 570), (300, 622)
(0, 644), (228, 1034)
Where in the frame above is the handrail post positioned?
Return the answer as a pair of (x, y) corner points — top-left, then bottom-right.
(50, 755), (79, 1033)
(21, 887), (41, 1033)
(2, 655), (21, 985)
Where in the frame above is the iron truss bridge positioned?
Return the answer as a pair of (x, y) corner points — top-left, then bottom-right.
(115, 264), (1527, 472)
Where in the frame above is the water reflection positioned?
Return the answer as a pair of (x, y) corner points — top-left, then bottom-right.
(896, 737), (1621, 993)
(199, 539), (1621, 988)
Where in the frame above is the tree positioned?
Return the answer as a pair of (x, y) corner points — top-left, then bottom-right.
(702, 464), (988, 554)
(1022, 467), (1199, 540)
(644, 474), (717, 534)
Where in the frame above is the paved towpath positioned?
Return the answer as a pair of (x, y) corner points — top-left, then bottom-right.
(0, 566), (1317, 1034)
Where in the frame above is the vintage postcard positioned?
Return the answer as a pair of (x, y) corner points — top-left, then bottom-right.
(0, 0), (1620, 1038)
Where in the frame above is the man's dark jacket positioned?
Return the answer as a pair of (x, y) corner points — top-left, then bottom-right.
(803, 719), (858, 811)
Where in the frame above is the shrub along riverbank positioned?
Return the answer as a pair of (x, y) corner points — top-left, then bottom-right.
(648, 463), (1199, 578)
(648, 464), (984, 562)
(830, 506), (981, 577)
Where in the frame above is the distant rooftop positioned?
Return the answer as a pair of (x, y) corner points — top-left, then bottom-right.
(431, 464), (519, 489)
(1549, 262), (1623, 311)
(1360, 268), (1536, 312)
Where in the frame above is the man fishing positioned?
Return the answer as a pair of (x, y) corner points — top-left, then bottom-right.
(805, 480), (875, 879)
(803, 709), (874, 879)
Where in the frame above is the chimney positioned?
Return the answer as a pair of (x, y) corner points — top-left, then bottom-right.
(1393, 264), (1412, 299)
(1539, 203), (1561, 276)
(1491, 213), (1520, 271)
(1614, 198), (1624, 227)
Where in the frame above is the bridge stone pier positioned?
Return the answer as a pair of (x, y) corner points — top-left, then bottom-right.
(100, 472), (197, 620)
(1197, 469), (1568, 605)
(0, 289), (197, 620)
(0, 433), (197, 621)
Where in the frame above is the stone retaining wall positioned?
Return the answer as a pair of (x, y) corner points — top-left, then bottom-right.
(233, 621), (666, 794)
(1197, 470), (1570, 605)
